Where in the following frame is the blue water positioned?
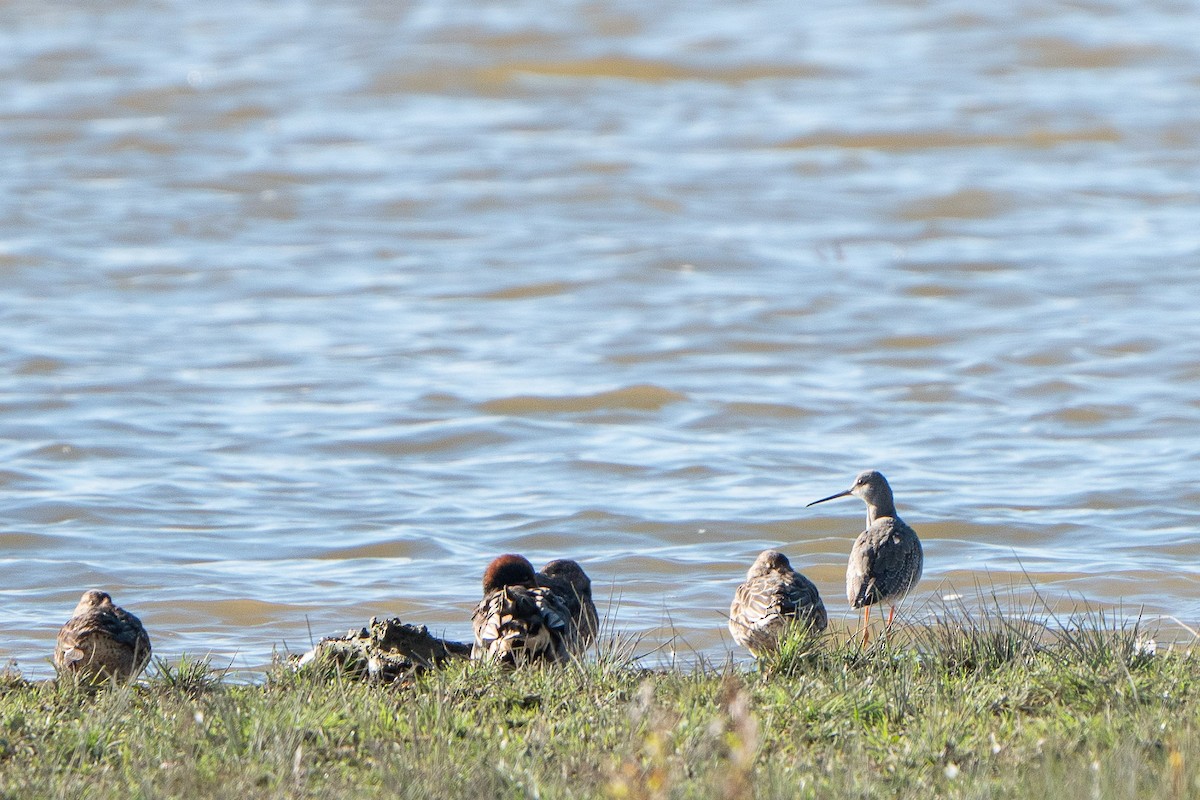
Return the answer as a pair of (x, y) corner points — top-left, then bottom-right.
(2, 0), (1199, 677)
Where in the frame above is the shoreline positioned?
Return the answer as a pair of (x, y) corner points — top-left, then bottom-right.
(2, 610), (1196, 798)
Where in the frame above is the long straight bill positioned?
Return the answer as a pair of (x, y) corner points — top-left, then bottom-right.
(805, 489), (852, 507)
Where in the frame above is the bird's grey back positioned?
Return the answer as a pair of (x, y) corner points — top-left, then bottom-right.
(846, 516), (923, 609)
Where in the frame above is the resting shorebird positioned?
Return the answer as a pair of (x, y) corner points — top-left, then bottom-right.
(807, 470), (923, 644)
(729, 550), (827, 657)
(471, 554), (573, 666)
(54, 590), (152, 684)
(537, 559), (599, 650)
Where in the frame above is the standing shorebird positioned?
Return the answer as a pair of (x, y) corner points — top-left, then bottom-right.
(54, 590), (152, 685)
(807, 470), (923, 644)
(537, 559), (599, 651)
(728, 550), (827, 657)
(471, 554), (574, 666)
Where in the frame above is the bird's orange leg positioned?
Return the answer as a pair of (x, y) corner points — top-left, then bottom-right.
(886, 605), (896, 628)
(861, 605), (871, 647)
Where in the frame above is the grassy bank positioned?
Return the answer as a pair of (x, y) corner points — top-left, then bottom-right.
(1, 610), (1197, 799)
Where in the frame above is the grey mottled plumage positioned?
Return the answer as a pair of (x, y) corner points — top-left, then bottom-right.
(537, 559), (599, 651)
(729, 550), (827, 656)
(54, 590), (152, 684)
(807, 470), (923, 638)
(471, 554), (573, 666)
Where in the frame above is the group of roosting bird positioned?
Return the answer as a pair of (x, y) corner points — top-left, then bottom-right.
(53, 470), (922, 682)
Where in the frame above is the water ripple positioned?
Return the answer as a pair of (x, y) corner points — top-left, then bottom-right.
(2, 0), (1200, 677)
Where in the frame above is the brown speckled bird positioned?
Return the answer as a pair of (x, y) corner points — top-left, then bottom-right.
(537, 559), (599, 651)
(728, 550), (827, 656)
(471, 554), (573, 666)
(807, 470), (923, 644)
(54, 590), (152, 684)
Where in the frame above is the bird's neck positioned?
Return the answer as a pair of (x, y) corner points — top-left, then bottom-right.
(866, 501), (896, 526)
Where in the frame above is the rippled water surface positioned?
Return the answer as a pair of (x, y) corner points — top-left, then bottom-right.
(2, 0), (1200, 677)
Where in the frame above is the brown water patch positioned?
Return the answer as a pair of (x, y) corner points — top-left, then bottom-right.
(21, 47), (96, 82)
(480, 280), (581, 300)
(14, 357), (66, 376)
(900, 383), (960, 403)
(1036, 404), (1135, 425)
(621, 520), (731, 544)
(728, 339), (795, 354)
(0, 469), (45, 489)
(1008, 348), (1074, 368)
(1153, 540), (1200, 560)
(664, 465), (726, 480)
(481, 57), (830, 84)
(214, 170), (312, 192)
(454, 29), (573, 51)
(23, 442), (138, 460)
(555, 509), (640, 526)
(370, 57), (830, 95)
(1095, 338), (1159, 357)
(961, 360), (1000, 376)
(570, 459), (656, 476)
(1015, 379), (1086, 398)
(720, 401), (812, 419)
(578, 160), (631, 176)
(1160, 124), (1200, 148)
(101, 134), (176, 156)
(899, 260), (1018, 274)
(317, 540), (448, 561)
(113, 85), (197, 114)
(0, 532), (62, 550)
(800, 563), (849, 589)
(321, 429), (512, 456)
(605, 347), (707, 366)
(0, 251), (37, 273)
(864, 355), (946, 369)
(108, 266), (218, 291)
(1021, 37), (1167, 70)
(153, 598), (296, 628)
(371, 199), (430, 220)
(638, 196), (683, 215)
(876, 333), (957, 349)
(416, 393), (465, 410)
(894, 189), (1016, 221)
(480, 384), (686, 414)
(903, 283), (967, 299)
(777, 127), (1120, 151)
(212, 104), (277, 127)
(1069, 490), (1142, 512)
(504, 530), (648, 554)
